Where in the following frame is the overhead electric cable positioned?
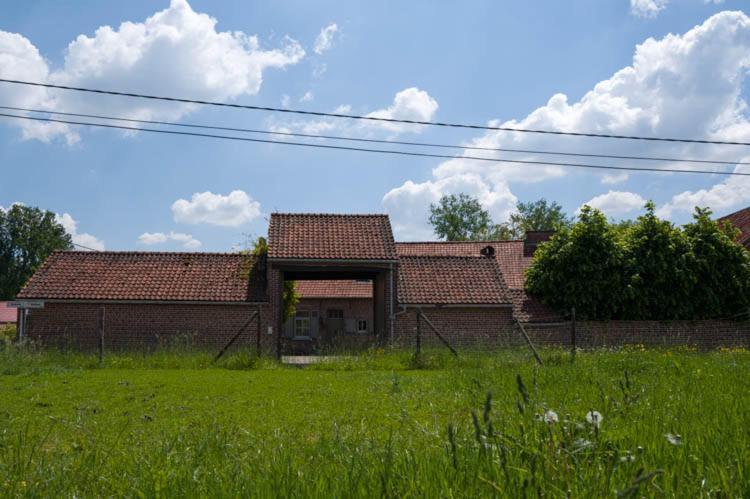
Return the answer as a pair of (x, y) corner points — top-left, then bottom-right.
(72, 242), (101, 252)
(3, 104), (748, 168)
(2, 78), (749, 146)
(2, 112), (748, 178)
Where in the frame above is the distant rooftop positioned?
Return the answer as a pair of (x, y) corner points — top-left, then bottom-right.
(296, 280), (372, 299)
(720, 206), (750, 248)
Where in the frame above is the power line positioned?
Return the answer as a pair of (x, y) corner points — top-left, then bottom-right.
(2, 78), (749, 146)
(2, 112), (749, 177)
(3, 104), (749, 168)
(72, 242), (101, 252)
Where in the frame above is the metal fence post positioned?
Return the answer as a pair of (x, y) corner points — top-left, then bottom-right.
(416, 309), (422, 356)
(571, 307), (577, 361)
(98, 306), (105, 364)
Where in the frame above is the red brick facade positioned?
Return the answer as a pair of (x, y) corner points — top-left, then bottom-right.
(393, 314), (749, 351)
(286, 297), (377, 352)
(23, 302), (748, 352)
(524, 320), (750, 349)
(23, 302), (277, 353)
(394, 306), (515, 349)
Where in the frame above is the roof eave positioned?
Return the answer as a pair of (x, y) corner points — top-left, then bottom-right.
(17, 298), (268, 306)
(269, 257), (398, 263)
(398, 303), (513, 308)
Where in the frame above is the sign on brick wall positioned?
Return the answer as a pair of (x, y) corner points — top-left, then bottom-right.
(7, 300), (45, 309)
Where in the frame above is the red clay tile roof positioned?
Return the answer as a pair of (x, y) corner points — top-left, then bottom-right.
(296, 280), (373, 299)
(0, 302), (16, 323)
(396, 241), (560, 321)
(268, 213), (397, 260)
(17, 251), (267, 303)
(397, 241), (529, 288)
(720, 206), (750, 248)
(398, 256), (511, 305)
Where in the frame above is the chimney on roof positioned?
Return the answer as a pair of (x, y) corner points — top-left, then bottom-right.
(480, 245), (496, 259)
(523, 230), (555, 257)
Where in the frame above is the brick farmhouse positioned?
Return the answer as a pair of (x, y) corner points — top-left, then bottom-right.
(14, 211), (750, 354)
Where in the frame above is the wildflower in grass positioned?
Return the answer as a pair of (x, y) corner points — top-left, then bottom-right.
(544, 410), (559, 424)
(573, 438), (592, 450)
(586, 410), (603, 428)
(664, 433), (682, 445)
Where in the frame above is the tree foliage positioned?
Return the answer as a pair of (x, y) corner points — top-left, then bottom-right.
(525, 203), (750, 320)
(428, 194), (572, 241)
(621, 202), (693, 319)
(684, 208), (750, 319)
(499, 199), (573, 240)
(525, 206), (625, 319)
(0, 205), (73, 299)
(428, 194), (494, 241)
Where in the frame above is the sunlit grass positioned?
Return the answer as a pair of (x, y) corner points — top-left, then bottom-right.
(0, 345), (748, 496)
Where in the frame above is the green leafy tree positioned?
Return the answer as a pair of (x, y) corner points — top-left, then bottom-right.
(621, 202), (694, 319)
(428, 194), (495, 241)
(498, 199), (573, 240)
(0, 205), (72, 299)
(429, 194), (572, 241)
(525, 205), (625, 319)
(683, 208), (750, 319)
(526, 202), (750, 320)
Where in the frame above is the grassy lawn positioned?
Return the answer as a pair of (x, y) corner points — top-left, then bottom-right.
(0, 347), (748, 497)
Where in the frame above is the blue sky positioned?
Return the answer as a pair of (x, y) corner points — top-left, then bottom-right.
(1, 0), (749, 251)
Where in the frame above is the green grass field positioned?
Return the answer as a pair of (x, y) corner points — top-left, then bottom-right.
(0, 346), (748, 497)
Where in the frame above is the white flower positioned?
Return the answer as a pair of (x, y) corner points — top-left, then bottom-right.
(664, 433), (682, 446)
(586, 411), (603, 428)
(573, 438), (592, 450)
(544, 410), (559, 424)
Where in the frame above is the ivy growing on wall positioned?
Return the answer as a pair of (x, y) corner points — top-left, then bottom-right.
(243, 236), (299, 322)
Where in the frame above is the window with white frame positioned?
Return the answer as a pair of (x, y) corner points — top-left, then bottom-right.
(294, 311), (311, 338)
(356, 319), (368, 333)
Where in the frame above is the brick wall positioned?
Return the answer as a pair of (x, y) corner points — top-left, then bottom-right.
(21, 302), (750, 352)
(394, 306), (516, 349)
(393, 309), (749, 351)
(24, 302), (275, 352)
(524, 320), (750, 349)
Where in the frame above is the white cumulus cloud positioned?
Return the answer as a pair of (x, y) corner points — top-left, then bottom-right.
(271, 87), (439, 137)
(0, 0), (305, 142)
(581, 191), (647, 217)
(657, 164), (750, 218)
(364, 87), (439, 134)
(171, 190), (261, 227)
(138, 231), (201, 249)
(601, 172), (629, 185)
(314, 23), (338, 55)
(56, 213), (105, 251)
(383, 11), (750, 238)
(630, 0), (669, 18)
